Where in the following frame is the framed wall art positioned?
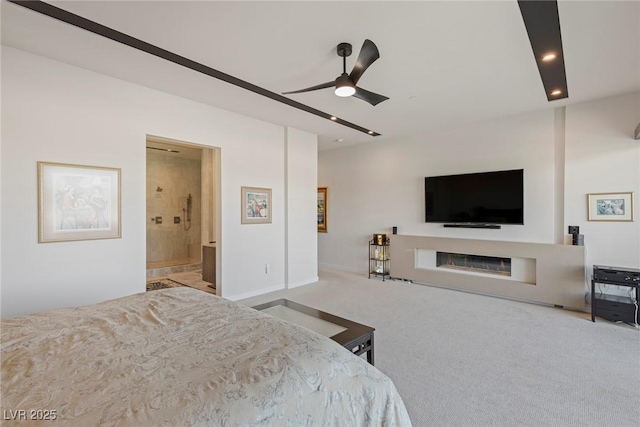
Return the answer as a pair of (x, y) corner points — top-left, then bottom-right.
(318, 186), (328, 233)
(38, 162), (121, 243)
(587, 192), (634, 222)
(241, 186), (272, 224)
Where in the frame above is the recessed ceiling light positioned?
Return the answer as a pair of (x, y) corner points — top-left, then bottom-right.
(335, 138), (344, 142)
(542, 53), (557, 62)
(550, 89), (562, 96)
(330, 116), (337, 121)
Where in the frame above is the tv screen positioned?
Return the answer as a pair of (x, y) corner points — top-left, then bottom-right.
(425, 169), (524, 224)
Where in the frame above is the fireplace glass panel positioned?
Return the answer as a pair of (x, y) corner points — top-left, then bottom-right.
(436, 252), (511, 276)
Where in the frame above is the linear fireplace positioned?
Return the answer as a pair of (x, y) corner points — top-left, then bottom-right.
(436, 252), (511, 277)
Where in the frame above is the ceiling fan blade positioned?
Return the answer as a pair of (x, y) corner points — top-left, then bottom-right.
(353, 87), (389, 106)
(282, 81), (334, 95)
(349, 39), (380, 85)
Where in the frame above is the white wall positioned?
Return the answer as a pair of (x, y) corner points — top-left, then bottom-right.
(565, 92), (640, 273)
(319, 93), (640, 280)
(1, 47), (318, 317)
(319, 109), (557, 272)
(285, 127), (318, 289)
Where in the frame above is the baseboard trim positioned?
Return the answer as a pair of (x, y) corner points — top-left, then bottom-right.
(287, 276), (319, 289)
(225, 284), (285, 301)
(318, 262), (362, 274)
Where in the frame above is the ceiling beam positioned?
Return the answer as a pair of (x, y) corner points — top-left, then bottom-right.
(518, 0), (569, 102)
(7, 0), (381, 137)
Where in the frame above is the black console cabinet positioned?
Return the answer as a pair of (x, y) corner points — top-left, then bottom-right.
(591, 266), (639, 325)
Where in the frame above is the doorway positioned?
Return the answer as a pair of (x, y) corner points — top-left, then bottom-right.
(145, 136), (220, 295)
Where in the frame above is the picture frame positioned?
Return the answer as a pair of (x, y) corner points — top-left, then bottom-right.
(318, 186), (328, 233)
(587, 192), (634, 222)
(241, 186), (272, 224)
(38, 161), (121, 243)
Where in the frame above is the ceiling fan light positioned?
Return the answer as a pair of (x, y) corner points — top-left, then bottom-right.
(335, 85), (356, 97)
(335, 74), (355, 97)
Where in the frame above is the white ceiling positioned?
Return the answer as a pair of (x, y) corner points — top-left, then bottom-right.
(2, 1), (639, 150)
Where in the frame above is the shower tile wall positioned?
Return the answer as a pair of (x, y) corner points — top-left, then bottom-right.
(147, 152), (201, 263)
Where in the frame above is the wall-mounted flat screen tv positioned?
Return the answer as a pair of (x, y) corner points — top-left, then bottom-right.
(425, 169), (524, 224)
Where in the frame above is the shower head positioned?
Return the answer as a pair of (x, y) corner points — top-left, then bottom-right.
(147, 146), (180, 153)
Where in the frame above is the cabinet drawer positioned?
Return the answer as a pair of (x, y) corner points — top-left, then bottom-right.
(594, 307), (638, 323)
(594, 298), (636, 314)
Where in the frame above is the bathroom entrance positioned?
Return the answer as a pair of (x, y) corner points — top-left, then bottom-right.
(145, 136), (220, 295)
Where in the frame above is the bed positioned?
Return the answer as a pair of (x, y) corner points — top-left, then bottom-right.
(1, 287), (411, 426)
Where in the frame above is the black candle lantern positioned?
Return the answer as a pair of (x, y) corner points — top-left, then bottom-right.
(373, 234), (387, 245)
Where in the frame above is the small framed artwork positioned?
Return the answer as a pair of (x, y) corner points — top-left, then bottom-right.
(241, 186), (272, 224)
(318, 186), (328, 233)
(38, 161), (121, 243)
(587, 192), (634, 222)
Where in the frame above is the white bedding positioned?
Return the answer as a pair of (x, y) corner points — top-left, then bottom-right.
(1, 287), (411, 426)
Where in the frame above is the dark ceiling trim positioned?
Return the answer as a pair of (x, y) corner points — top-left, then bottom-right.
(8, 0), (380, 137)
(518, 0), (568, 101)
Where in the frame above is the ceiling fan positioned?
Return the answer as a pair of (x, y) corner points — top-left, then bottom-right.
(283, 39), (389, 106)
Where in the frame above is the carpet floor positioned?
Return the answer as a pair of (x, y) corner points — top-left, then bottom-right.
(240, 268), (640, 427)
